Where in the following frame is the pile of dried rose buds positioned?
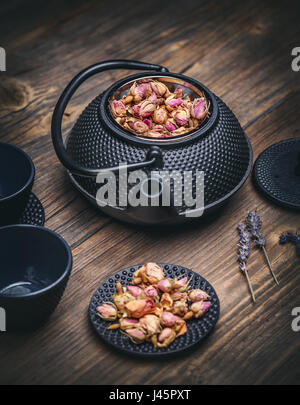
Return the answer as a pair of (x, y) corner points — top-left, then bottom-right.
(96, 262), (211, 348)
(109, 80), (210, 139)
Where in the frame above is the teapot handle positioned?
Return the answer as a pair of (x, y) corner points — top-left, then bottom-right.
(51, 60), (168, 178)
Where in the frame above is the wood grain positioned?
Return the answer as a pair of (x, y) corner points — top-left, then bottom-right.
(0, 0), (299, 385)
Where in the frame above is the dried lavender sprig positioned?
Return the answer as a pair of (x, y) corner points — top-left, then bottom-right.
(246, 211), (279, 285)
(279, 232), (300, 256)
(237, 222), (255, 303)
(237, 222), (250, 268)
(246, 211), (265, 247)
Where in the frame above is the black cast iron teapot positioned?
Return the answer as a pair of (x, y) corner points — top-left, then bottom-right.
(51, 60), (252, 225)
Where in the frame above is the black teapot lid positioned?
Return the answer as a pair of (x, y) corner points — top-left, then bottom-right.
(253, 138), (300, 210)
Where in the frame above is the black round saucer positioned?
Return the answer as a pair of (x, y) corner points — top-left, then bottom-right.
(89, 264), (220, 357)
(19, 192), (45, 226)
(253, 139), (300, 210)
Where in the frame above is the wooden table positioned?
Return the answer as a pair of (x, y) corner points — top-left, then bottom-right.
(0, 0), (299, 385)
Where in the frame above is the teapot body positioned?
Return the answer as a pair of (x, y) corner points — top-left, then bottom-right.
(52, 62), (252, 225)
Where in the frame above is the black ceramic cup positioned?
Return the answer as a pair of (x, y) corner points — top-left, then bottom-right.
(0, 142), (35, 226)
(0, 225), (72, 330)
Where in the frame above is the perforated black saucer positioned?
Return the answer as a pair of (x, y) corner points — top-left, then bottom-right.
(19, 192), (45, 226)
(89, 264), (220, 357)
(253, 139), (300, 210)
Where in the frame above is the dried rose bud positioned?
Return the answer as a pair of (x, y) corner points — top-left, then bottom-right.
(188, 118), (198, 128)
(190, 300), (211, 318)
(183, 98), (192, 109)
(116, 281), (123, 294)
(191, 98), (208, 120)
(144, 285), (158, 298)
(96, 303), (117, 321)
(140, 314), (161, 335)
(150, 81), (169, 97)
(157, 278), (172, 293)
(139, 100), (156, 118)
(173, 276), (188, 290)
(122, 122), (132, 131)
(156, 97), (165, 105)
(119, 317), (139, 330)
(158, 327), (173, 342)
(130, 82), (150, 99)
(165, 119), (177, 132)
(188, 289), (210, 302)
(174, 319), (187, 337)
(148, 92), (157, 102)
(151, 335), (158, 347)
(125, 299), (156, 318)
(132, 104), (140, 117)
(126, 328), (146, 344)
(171, 291), (186, 301)
(115, 117), (125, 125)
(138, 83), (151, 98)
(153, 124), (165, 132)
(127, 285), (143, 298)
(143, 119), (153, 129)
(172, 300), (188, 317)
(172, 109), (190, 126)
(132, 268), (143, 285)
(153, 107), (168, 124)
(145, 262), (165, 284)
(146, 130), (163, 138)
(113, 292), (135, 311)
(110, 100), (126, 117)
(201, 301), (211, 312)
(158, 328), (176, 347)
(129, 82), (137, 96)
(161, 311), (179, 327)
(123, 95), (133, 104)
(165, 96), (183, 109)
(128, 119), (148, 134)
(172, 126), (188, 136)
(174, 87), (183, 98)
(160, 293), (173, 310)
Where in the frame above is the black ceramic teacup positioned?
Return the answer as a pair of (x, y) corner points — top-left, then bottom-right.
(0, 142), (35, 226)
(0, 225), (72, 331)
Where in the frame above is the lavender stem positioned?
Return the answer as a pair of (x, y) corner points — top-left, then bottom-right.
(246, 210), (279, 285)
(237, 222), (255, 303)
(262, 246), (279, 285)
(244, 269), (256, 303)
